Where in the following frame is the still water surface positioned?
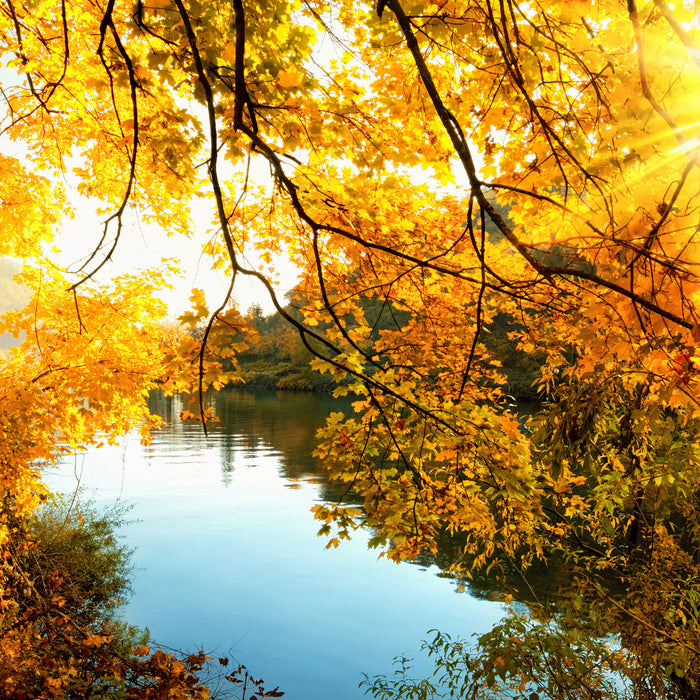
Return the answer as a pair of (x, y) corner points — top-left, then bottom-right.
(45, 389), (504, 699)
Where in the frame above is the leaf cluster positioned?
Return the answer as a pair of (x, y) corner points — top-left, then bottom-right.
(0, 496), (212, 698)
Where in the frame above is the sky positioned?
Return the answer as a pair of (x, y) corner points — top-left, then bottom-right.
(54, 192), (300, 319)
(1, 16), (462, 323)
(1, 22), (468, 323)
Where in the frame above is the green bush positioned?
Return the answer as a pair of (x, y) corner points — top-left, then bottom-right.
(27, 494), (136, 628)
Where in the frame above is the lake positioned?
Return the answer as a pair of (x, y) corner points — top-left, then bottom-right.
(44, 388), (505, 699)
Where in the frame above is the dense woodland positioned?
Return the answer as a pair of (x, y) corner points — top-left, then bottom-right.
(2, 0), (700, 698)
(237, 300), (542, 400)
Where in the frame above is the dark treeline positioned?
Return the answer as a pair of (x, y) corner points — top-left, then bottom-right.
(234, 295), (543, 400)
(234, 301), (337, 391)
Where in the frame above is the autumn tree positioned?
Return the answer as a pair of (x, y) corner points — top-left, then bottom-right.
(2, 0), (700, 697)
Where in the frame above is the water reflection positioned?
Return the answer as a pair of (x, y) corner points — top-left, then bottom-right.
(150, 388), (358, 501)
(45, 387), (504, 700)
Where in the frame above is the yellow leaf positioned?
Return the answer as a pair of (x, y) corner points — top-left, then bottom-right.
(221, 43), (237, 65)
(277, 68), (304, 89)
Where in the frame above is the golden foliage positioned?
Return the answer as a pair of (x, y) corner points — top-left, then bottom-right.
(3, 0), (700, 695)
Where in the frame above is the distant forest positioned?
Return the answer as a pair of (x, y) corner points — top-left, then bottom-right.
(236, 297), (543, 400)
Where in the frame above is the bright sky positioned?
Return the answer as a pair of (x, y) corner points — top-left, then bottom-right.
(55, 193), (300, 319)
(1, 19), (468, 323)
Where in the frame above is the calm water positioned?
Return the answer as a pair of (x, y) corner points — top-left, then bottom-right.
(44, 388), (504, 699)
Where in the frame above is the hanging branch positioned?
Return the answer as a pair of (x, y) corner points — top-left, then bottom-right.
(380, 0), (694, 331)
(196, 273), (236, 435)
(458, 202), (487, 402)
(170, 0), (464, 435)
(70, 7), (140, 289)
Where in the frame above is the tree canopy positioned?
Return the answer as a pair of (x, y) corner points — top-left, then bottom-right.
(2, 0), (700, 696)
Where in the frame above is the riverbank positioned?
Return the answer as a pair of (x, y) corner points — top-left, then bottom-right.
(234, 306), (543, 400)
(238, 358), (336, 392)
(236, 355), (542, 400)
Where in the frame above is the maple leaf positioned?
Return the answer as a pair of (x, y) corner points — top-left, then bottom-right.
(277, 68), (305, 88)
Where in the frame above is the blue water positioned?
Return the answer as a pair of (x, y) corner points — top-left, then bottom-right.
(44, 389), (503, 699)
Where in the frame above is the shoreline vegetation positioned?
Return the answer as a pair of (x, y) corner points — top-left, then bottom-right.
(234, 302), (542, 400)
